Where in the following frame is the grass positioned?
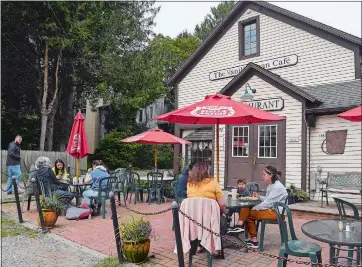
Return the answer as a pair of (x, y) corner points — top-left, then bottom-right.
(1, 216), (38, 238)
(95, 257), (153, 267)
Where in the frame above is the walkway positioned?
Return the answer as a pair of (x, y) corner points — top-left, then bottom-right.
(2, 198), (350, 267)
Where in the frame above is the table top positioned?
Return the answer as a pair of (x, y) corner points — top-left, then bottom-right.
(226, 196), (261, 209)
(301, 219), (361, 247)
(139, 176), (174, 181)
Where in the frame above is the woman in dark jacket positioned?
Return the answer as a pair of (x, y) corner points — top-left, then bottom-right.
(35, 157), (74, 206)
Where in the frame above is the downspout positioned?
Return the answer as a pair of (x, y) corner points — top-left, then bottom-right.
(308, 126), (311, 197)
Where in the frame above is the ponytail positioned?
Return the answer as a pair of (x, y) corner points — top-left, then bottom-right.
(265, 165), (281, 184)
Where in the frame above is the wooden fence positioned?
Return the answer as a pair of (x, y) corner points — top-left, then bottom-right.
(1, 150), (77, 181)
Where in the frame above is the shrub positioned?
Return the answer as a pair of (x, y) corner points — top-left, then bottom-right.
(119, 216), (152, 242)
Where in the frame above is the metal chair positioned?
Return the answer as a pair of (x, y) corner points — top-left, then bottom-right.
(113, 168), (128, 206)
(146, 172), (165, 204)
(246, 182), (260, 195)
(124, 171), (144, 205)
(273, 202), (322, 267)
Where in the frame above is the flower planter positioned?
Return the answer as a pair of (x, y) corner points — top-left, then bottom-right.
(37, 209), (58, 228)
(122, 239), (150, 263)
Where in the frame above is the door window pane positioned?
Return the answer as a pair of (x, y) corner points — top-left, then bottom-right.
(232, 126), (249, 157)
(258, 125), (277, 158)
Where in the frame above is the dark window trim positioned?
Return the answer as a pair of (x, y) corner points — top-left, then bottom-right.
(239, 16), (260, 60)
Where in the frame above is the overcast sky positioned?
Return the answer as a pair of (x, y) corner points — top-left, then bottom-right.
(153, 1), (361, 38)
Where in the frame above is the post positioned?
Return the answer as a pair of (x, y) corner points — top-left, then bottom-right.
(154, 144), (158, 171)
(172, 201), (185, 267)
(76, 158), (80, 178)
(12, 176), (23, 223)
(110, 192), (123, 263)
(31, 178), (48, 234)
(216, 121), (220, 183)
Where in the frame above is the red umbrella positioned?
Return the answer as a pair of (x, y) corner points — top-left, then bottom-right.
(156, 93), (285, 182)
(121, 128), (190, 170)
(66, 112), (90, 177)
(338, 106), (362, 122)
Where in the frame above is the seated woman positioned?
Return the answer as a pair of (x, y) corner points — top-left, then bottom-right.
(82, 160), (110, 210)
(35, 156), (74, 207)
(235, 165), (288, 249)
(52, 159), (68, 181)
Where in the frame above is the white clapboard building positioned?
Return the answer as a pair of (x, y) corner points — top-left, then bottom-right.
(168, 1), (361, 202)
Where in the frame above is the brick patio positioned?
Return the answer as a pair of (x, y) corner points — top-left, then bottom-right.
(2, 197), (351, 267)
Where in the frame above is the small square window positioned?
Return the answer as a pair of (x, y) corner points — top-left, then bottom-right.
(239, 17), (260, 59)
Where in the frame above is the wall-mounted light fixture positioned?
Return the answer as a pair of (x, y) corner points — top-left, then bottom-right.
(240, 83), (257, 101)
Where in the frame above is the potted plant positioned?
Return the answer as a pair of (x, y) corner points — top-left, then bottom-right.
(119, 216), (153, 264)
(37, 195), (64, 228)
(287, 185), (309, 203)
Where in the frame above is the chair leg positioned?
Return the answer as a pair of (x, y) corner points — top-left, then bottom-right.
(259, 221), (266, 252)
(310, 254), (318, 267)
(277, 249), (287, 267)
(347, 246), (353, 266)
(326, 191), (329, 206)
(329, 244), (336, 264)
(140, 191), (144, 202)
(27, 195), (32, 211)
(134, 189), (139, 205)
(101, 198), (106, 219)
(220, 234), (225, 260)
(207, 251), (212, 267)
(317, 251), (322, 265)
(117, 192), (121, 204)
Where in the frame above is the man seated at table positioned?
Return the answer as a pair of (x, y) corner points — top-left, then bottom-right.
(234, 165), (288, 249)
(176, 162), (195, 202)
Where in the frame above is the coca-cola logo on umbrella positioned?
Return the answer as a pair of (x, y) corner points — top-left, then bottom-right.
(71, 133), (81, 152)
(190, 106), (235, 117)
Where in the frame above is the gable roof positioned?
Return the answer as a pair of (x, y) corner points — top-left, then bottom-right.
(220, 62), (319, 103)
(168, 1), (362, 85)
(301, 79), (362, 110)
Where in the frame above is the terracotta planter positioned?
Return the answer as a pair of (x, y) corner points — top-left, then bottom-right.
(37, 209), (58, 228)
(122, 239), (150, 263)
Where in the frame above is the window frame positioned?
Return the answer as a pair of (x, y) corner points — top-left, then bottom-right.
(149, 106), (154, 119)
(238, 16), (260, 60)
(258, 124), (278, 159)
(138, 109), (144, 122)
(232, 126), (250, 158)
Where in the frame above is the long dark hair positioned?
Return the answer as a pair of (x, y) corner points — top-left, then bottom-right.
(54, 159), (65, 175)
(264, 165), (282, 184)
(188, 162), (210, 186)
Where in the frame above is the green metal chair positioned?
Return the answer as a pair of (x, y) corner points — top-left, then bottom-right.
(273, 202), (322, 267)
(332, 197), (360, 266)
(146, 172), (165, 204)
(171, 180), (178, 203)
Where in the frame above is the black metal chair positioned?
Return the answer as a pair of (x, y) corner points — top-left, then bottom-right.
(146, 172), (165, 204)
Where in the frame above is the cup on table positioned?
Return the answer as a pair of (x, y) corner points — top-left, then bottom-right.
(231, 189), (238, 200)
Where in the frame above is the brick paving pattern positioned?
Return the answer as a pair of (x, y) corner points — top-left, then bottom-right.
(2, 197), (350, 267)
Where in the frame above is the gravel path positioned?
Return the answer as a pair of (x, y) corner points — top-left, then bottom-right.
(1, 232), (105, 267)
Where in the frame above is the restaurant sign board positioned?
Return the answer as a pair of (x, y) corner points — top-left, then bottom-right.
(243, 98), (284, 111)
(209, 54), (298, 81)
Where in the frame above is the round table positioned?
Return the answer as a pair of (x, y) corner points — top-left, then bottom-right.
(69, 183), (91, 206)
(302, 219), (361, 264)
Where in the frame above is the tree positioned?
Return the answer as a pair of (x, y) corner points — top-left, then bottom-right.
(194, 1), (236, 41)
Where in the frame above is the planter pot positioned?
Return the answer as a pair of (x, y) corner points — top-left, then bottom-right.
(37, 209), (58, 228)
(122, 239), (150, 263)
(286, 195), (295, 205)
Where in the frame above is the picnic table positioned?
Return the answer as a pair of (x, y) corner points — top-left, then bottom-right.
(302, 219), (361, 265)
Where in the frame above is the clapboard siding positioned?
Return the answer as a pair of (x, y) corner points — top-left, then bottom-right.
(308, 115), (362, 204)
(178, 8), (355, 108)
(1, 150), (76, 181)
(229, 76), (303, 188)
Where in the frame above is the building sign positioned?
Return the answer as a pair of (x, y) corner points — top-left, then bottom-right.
(287, 136), (300, 143)
(243, 98), (284, 111)
(209, 54), (298, 81)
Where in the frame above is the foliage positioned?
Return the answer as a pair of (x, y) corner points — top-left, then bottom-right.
(1, 217), (38, 238)
(119, 216), (153, 242)
(156, 144), (174, 170)
(194, 1), (236, 41)
(40, 195), (64, 215)
(287, 184), (309, 202)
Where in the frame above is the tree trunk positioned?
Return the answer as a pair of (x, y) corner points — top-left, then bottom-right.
(39, 44), (49, 151)
(45, 110), (56, 151)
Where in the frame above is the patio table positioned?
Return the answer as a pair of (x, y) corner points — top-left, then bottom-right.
(69, 183), (91, 206)
(226, 196), (261, 249)
(302, 219), (361, 264)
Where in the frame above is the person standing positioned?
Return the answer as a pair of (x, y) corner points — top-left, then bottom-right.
(6, 135), (22, 194)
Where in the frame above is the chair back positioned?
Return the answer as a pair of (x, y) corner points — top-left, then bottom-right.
(113, 168), (127, 190)
(97, 176), (118, 199)
(126, 171), (141, 187)
(246, 182), (260, 195)
(35, 172), (53, 197)
(147, 172), (164, 190)
(333, 197), (360, 220)
(273, 202), (298, 251)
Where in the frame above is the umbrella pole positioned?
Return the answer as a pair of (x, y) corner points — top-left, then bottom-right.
(154, 144), (158, 172)
(76, 158), (80, 178)
(216, 121), (220, 183)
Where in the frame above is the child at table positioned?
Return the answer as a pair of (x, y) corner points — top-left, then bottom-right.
(237, 179), (250, 197)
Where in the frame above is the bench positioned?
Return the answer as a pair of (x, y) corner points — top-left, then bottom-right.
(321, 172), (361, 206)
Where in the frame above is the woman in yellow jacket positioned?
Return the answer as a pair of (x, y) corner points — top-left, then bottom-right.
(52, 159), (68, 181)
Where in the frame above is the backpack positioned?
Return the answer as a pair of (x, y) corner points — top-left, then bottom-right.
(66, 207), (92, 220)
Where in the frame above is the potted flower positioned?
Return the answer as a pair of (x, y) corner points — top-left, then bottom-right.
(287, 185), (309, 203)
(119, 216), (152, 264)
(37, 195), (64, 228)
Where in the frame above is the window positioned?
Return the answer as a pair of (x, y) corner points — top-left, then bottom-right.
(149, 106), (154, 119)
(187, 141), (213, 167)
(232, 126), (249, 157)
(138, 110), (143, 122)
(239, 16), (260, 59)
(258, 125), (277, 158)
